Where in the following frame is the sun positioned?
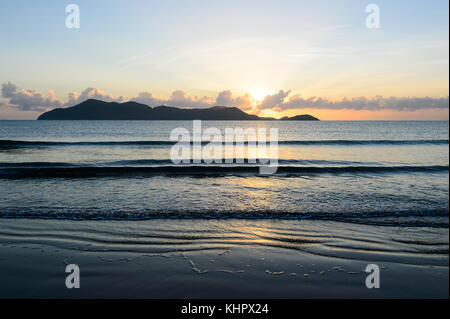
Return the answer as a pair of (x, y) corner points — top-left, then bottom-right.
(250, 89), (274, 102)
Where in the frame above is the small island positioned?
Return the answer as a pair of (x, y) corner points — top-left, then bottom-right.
(37, 99), (319, 121)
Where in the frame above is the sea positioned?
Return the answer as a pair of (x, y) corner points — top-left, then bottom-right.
(0, 120), (448, 275)
(0, 120), (448, 227)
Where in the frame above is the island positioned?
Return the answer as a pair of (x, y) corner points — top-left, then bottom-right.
(37, 99), (319, 121)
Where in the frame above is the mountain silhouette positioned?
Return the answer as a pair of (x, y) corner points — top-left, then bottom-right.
(280, 114), (320, 121)
(37, 99), (319, 121)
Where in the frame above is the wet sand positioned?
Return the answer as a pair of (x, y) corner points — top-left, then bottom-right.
(0, 218), (448, 298)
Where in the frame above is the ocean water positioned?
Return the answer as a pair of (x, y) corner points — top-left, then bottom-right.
(0, 120), (448, 227)
(0, 119), (448, 278)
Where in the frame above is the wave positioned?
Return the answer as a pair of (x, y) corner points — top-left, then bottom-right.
(279, 139), (449, 145)
(0, 139), (448, 149)
(0, 158), (382, 168)
(0, 208), (447, 227)
(0, 165), (447, 178)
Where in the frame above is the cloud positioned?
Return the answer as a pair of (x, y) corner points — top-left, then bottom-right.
(277, 94), (449, 111)
(130, 92), (164, 106)
(1, 82), (448, 115)
(1, 82), (17, 98)
(131, 89), (253, 109)
(166, 90), (214, 108)
(0, 98), (8, 108)
(130, 90), (214, 108)
(215, 90), (254, 110)
(258, 90), (291, 110)
(1, 82), (62, 111)
(66, 87), (123, 106)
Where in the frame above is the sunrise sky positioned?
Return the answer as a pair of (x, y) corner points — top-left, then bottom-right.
(0, 0), (448, 120)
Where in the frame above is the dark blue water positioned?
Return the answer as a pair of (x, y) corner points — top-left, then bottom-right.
(0, 120), (448, 227)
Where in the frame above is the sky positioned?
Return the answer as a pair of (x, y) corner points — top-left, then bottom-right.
(0, 0), (448, 120)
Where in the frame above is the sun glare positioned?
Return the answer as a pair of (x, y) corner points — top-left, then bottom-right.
(250, 89), (273, 102)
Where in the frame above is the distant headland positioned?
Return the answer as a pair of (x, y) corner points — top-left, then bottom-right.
(37, 99), (319, 121)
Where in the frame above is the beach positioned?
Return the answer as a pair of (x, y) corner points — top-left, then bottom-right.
(0, 218), (447, 298)
(1, 0), (449, 304)
(0, 120), (448, 299)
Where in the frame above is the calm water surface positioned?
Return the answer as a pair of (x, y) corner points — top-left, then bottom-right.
(0, 120), (448, 226)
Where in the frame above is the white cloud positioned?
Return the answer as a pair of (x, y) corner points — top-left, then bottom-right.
(166, 90), (214, 108)
(1, 82), (448, 116)
(130, 89), (253, 108)
(277, 94), (449, 111)
(66, 87), (123, 106)
(259, 90), (291, 110)
(1, 82), (62, 111)
(130, 91), (164, 106)
(215, 90), (254, 110)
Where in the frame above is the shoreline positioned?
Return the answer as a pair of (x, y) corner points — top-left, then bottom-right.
(0, 218), (447, 298)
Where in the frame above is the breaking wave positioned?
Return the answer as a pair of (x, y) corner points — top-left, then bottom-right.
(0, 139), (448, 149)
